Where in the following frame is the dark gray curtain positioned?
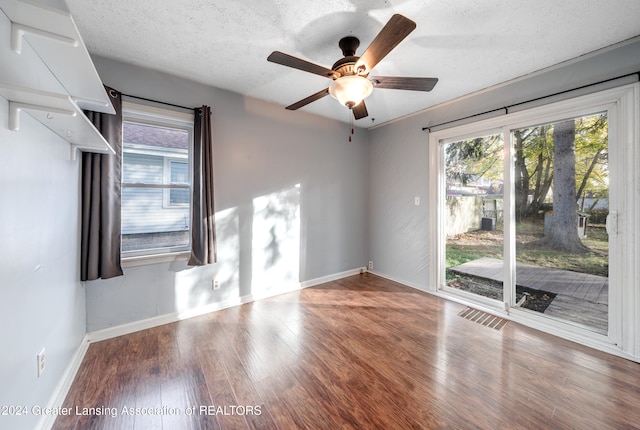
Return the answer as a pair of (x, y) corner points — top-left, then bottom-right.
(188, 106), (217, 266)
(80, 86), (124, 281)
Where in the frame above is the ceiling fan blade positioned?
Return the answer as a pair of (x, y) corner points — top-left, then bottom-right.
(268, 51), (337, 79)
(352, 100), (368, 120)
(369, 76), (438, 91)
(285, 88), (330, 110)
(355, 14), (416, 74)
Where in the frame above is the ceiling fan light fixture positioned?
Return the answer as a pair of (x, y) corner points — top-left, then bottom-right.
(328, 75), (373, 109)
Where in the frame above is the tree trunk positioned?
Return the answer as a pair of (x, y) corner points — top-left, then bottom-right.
(541, 120), (590, 252)
(514, 130), (529, 221)
(525, 125), (553, 218)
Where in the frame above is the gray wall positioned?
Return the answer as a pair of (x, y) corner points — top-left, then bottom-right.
(367, 113), (430, 288)
(0, 100), (87, 430)
(85, 56), (368, 331)
(367, 37), (640, 289)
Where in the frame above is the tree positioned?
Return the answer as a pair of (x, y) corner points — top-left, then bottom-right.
(514, 126), (554, 220)
(574, 114), (608, 210)
(513, 114), (608, 221)
(445, 135), (502, 188)
(540, 120), (590, 253)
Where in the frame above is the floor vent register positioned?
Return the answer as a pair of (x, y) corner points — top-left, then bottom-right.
(458, 307), (508, 330)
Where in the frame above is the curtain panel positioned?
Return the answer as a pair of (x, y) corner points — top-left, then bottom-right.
(188, 105), (217, 266)
(80, 87), (124, 281)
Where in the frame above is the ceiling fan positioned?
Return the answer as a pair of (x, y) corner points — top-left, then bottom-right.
(267, 14), (438, 120)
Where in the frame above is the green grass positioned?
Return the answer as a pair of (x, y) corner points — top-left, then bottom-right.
(445, 247), (483, 268)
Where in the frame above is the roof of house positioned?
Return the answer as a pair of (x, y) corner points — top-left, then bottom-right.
(123, 122), (188, 150)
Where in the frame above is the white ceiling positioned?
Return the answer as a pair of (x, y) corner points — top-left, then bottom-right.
(67, 0), (640, 128)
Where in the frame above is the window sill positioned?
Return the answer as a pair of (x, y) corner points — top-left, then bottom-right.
(122, 251), (190, 268)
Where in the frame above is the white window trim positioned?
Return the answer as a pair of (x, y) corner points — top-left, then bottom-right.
(121, 251), (191, 268)
(428, 83), (639, 361)
(121, 101), (194, 263)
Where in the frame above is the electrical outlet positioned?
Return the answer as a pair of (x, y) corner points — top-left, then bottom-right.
(37, 348), (45, 378)
(212, 279), (220, 290)
(368, 261), (374, 270)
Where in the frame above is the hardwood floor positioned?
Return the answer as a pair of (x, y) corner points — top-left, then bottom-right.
(54, 273), (640, 429)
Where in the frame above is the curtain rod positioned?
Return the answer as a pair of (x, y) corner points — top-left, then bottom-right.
(121, 93), (197, 112)
(422, 71), (640, 132)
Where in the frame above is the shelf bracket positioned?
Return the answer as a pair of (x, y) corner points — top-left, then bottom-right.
(9, 101), (76, 131)
(11, 22), (78, 54)
(70, 144), (79, 161)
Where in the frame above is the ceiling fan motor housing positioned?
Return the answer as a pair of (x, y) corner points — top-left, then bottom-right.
(333, 37), (368, 77)
(332, 56), (362, 77)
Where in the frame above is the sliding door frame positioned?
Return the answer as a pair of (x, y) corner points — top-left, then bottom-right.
(427, 83), (639, 359)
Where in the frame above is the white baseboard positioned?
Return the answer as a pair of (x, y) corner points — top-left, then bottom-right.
(88, 267), (365, 343)
(366, 270), (431, 293)
(38, 335), (90, 430)
(87, 295), (253, 343)
(300, 267), (365, 289)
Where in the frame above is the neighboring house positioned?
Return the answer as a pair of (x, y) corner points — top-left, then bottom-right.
(121, 122), (190, 252)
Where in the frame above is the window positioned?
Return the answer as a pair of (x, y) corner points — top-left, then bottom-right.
(121, 102), (194, 258)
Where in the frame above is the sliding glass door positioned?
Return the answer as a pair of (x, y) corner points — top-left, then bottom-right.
(429, 85), (637, 344)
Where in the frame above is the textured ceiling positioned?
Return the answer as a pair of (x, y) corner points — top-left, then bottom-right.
(67, 0), (640, 128)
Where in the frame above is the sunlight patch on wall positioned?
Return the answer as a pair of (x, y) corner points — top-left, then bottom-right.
(174, 206), (239, 312)
(251, 184), (301, 297)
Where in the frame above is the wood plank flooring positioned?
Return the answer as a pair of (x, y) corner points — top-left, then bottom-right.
(53, 273), (640, 429)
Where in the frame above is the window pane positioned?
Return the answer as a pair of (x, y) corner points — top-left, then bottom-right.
(513, 113), (608, 333)
(170, 160), (188, 183)
(169, 188), (189, 205)
(444, 133), (505, 302)
(121, 186), (190, 252)
(122, 120), (191, 254)
(169, 161), (189, 205)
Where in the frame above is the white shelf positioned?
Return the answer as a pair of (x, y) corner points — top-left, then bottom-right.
(0, 84), (114, 158)
(0, 0), (115, 157)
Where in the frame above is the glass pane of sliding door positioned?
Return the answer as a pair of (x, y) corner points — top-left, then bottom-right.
(444, 133), (505, 303)
(512, 113), (609, 333)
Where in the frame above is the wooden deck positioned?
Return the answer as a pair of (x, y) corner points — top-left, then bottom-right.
(449, 257), (608, 332)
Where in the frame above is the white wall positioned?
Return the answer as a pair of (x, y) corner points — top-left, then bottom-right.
(85, 56), (368, 332)
(0, 99), (87, 430)
(368, 38), (640, 289)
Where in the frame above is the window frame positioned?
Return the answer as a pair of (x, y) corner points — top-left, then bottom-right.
(121, 101), (194, 265)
